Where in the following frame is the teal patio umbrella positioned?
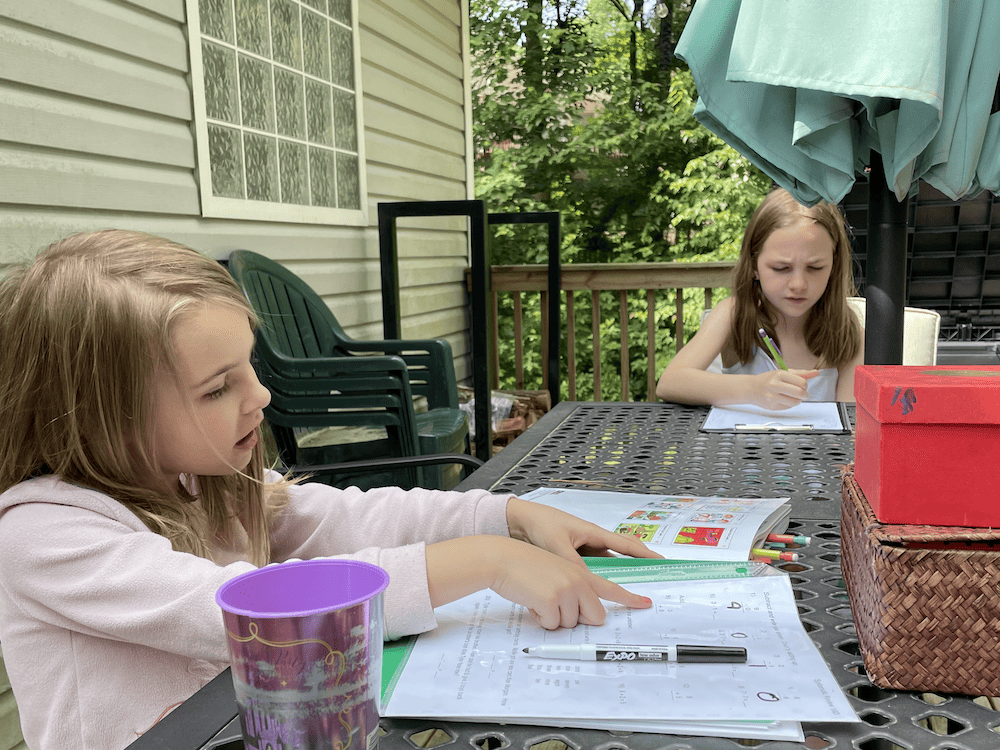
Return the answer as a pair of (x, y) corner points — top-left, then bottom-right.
(676, 0), (1000, 363)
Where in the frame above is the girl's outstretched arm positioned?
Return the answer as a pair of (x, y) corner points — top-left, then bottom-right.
(655, 298), (754, 405)
(424, 536), (653, 630)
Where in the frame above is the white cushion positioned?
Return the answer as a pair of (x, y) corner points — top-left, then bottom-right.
(847, 297), (940, 365)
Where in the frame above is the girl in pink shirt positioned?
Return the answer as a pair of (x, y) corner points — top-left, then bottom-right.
(0, 230), (656, 750)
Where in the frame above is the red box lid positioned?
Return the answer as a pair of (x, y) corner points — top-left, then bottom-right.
(854, 365), (1000, 424)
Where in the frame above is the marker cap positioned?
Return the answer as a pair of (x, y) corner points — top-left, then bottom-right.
(675, 645), (747, 663)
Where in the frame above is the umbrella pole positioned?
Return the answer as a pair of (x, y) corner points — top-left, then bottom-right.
(864, 152), (908, 365)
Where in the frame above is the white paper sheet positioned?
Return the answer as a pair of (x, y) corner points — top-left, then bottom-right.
(383, 576), (858, 726)
(701, 402), (848, 432)
(521, 488), (789, 561)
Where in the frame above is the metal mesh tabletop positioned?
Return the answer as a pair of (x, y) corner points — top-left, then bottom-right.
(460, 402), (854, 521)
(200, 403), (1000, 750)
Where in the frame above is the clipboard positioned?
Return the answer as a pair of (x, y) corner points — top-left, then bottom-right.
(699, 401), (852, 434)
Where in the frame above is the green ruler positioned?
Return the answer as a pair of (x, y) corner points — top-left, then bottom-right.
(584, 556), (773, 583)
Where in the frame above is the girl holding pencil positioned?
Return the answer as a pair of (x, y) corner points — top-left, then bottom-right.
(656, 188), (864, 409)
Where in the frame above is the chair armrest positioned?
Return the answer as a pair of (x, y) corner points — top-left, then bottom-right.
(256, 343), (424, 398)
(125, 668), (237, 750)
(283, 453), (484, 478)
(281, 453), (485, 488)
(341, 337), (451, 359)
(338, 338), (458, 410)
(257, 351), (411, 384)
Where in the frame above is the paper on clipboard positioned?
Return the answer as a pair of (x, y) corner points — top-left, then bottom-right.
(700, 401), (851, 433)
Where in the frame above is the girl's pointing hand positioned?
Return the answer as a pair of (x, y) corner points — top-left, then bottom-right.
(505, 497), (664, 565)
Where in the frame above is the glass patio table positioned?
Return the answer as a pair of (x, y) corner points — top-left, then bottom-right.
(131, 402), (1000, 750)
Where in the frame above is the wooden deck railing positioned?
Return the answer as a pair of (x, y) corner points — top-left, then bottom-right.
(488, 262), (735, 402)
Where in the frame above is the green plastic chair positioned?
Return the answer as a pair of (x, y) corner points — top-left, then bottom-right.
(227, 250), (473, 489)
(262, 356), (479, 489)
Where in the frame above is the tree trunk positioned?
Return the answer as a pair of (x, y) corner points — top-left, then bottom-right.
(523, 0), (544, 91)
(656, 3), (674, 79)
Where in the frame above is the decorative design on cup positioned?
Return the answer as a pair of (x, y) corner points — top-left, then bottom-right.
(226, 621), (347, 682)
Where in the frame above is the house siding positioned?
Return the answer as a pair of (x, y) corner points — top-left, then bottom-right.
(0, 0), (474, 380)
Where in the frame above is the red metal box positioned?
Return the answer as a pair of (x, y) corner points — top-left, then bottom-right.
(854, 365), (1000, 526)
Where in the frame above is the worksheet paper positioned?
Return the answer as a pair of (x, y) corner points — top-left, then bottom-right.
(521, 487), (789, 561)
(382, 576), (857, 729)
(700, 401), (848, 432)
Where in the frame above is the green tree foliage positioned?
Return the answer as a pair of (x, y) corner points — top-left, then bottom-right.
(471, 0), (770, 400)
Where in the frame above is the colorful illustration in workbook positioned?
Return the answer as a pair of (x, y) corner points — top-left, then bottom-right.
(673, 526), (724, 547)
(614, 523), (659, 542)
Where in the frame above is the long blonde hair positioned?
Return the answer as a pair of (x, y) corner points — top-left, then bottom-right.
(731, 188), (861, 368)
(0, 230), (286, 566)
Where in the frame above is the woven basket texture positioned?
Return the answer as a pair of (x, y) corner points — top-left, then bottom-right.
(841, 465), (1000, 695)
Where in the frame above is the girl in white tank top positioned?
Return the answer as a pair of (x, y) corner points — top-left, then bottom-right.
(656, 189), (864, 409)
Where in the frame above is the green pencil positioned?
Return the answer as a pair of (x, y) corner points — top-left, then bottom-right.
(758, 328), (788, 370)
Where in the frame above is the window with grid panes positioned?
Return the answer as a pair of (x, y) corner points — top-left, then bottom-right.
(187, 0), (366, 223)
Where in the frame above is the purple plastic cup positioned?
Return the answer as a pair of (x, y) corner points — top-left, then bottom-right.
(216, 559), (390, 750)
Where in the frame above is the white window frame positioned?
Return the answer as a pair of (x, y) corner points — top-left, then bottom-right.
(186, 0), (368, 225)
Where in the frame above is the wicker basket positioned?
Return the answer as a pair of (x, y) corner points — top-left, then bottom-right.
(841, 465), (1000, 695)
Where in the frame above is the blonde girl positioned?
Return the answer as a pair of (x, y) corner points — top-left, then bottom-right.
(0, 230), (656, 750)
(656, 188), (864, 408)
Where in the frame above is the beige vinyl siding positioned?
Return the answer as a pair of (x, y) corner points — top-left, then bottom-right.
(0, 0), (474, 382)
(361, 0), (472, 381)
(0, 86), (195, 168)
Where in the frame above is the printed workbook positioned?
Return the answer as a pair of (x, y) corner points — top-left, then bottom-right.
(520, 488), (791, 562)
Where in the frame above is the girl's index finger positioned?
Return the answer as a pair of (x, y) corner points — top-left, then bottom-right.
(590, 574), (654, 609)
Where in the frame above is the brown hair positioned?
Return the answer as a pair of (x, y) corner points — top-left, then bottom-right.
(731, 188), (861, 368)
(0, 230), (286, 566)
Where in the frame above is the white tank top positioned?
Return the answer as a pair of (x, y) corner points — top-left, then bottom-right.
(712, 347), (839, 401)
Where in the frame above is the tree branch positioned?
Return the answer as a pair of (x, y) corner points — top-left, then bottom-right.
(607, 0), (631, 19)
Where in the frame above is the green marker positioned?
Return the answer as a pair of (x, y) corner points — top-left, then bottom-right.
(759, 328), (788, 370)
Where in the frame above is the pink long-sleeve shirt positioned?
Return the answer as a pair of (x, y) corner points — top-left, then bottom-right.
(0, 472), (513, 750)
